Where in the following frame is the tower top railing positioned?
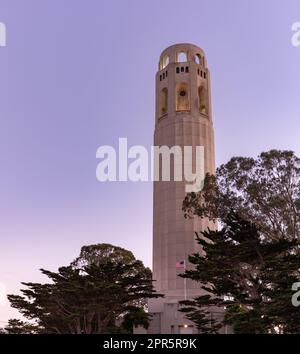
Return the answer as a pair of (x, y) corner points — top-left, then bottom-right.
(159, 43), (207, 70)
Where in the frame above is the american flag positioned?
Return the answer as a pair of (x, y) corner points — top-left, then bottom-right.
(176, 260), (185, 269)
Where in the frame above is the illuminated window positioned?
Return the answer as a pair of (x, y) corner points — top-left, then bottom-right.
(160, 55), (170, 70)
(176, 83), (189, 111)
(195, 54), (202, 65)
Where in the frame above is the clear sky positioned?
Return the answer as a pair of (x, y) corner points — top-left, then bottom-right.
(0, 0), (300, 324)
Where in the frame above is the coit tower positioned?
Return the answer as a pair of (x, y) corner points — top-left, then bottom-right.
(148, 43), (216, 334)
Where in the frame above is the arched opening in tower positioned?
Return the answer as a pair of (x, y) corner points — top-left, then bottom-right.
(198, 86), (207, 115)
(160, 55), (170, 70)
(177, 51), (187, 63)
(176, 83), (189, 111)
(159, 87), (168, 116)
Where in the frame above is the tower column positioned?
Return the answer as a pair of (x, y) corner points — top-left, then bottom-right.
(148, 43), (216, 334)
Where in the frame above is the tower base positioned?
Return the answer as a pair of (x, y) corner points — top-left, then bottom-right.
(147, 298), (196, 334)
(139, 297), (232, 334)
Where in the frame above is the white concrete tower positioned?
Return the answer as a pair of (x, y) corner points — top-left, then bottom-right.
(148, 43), (216, 334)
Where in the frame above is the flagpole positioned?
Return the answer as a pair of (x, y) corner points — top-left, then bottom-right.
(184, 260), (187, 301)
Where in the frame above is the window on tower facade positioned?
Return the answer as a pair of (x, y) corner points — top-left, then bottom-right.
(176, 83), (189, 111)
(177, 51), (187, 63)
(160, 55), (170, 70)
(198, 86), (207, 115)
(195, 54), (202, 65)
(159, 87), (168, 116)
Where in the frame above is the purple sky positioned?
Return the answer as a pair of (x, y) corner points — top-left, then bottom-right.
(0, 0), (300, 324)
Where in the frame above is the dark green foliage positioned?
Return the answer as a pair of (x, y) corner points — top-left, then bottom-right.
(122, 306), (150, 332)
(183, 150), (300, 241)
(4, 319), (41, 334)
(180, 211), (300, 333)
(180, 295), (222, 334)
(181, 150), (300, 333)
(7, 244), (162, 334)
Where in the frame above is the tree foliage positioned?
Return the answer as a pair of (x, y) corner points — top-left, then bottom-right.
(7, 244), (161, 334)
(4, 319), (41, 334)
(183, 150), (300, 241)
(181, 150), (300, 333)
(180, 212), (300, 333)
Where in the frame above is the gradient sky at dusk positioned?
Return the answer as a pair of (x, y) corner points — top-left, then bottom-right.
(0, 0), (300, 323)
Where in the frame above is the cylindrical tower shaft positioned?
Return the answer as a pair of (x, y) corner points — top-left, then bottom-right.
(149, 43), (216, 334)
